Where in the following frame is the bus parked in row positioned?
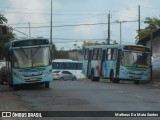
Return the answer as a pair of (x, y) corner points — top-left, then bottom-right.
(82, 44), (151, 84)
(52, 59), (85, 79)
(5, 38), (53, 89)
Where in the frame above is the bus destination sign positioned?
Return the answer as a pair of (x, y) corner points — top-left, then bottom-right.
(124, 46), (150, 52)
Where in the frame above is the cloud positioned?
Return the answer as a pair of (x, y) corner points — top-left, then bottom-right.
(4, 0), (51, 37)
(115, 9), (137, 21)
(6, 0), (49, 23)
(114, 0), (153, 21)
(75, 16), (99, 37)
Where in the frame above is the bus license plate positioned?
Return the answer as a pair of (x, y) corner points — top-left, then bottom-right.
(31, 78), (37, 80)
(133, 75), (141, 79)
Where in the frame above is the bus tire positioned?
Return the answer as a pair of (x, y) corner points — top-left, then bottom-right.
(135, 80), (140, 85)
(96, 77), (100, 82)
(13, 85), (19, 90)
(116, 78), (120, 83)
(91, 70), (96, 81)
(110, 71), (113, 82)
(9, 84), (13, 88)
(110, 71), (116, 83)
(45, 82), (50, 88)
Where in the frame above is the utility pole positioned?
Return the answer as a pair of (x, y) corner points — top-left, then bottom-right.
(28, 22), (31, 37)
(107, 12), (111, 45)
(115, 20), (126, 45)
(150, 30), (153, 82)
(50, 0), (53, 46)
(120, 21), (122, 45)
(138, 5), (141, 40)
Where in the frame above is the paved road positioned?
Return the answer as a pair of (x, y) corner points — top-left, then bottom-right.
(1, 79), (160, 120)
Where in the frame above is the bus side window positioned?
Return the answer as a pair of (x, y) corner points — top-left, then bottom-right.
(106, 48), (111, 60)
(53, 62), (59, 69)
(59, 63), (64, 69)
(112, 49), (117, 60)
(66, 63), (70, 69)
(77, 63), (82, 70)
(97, 48), (102, 60)
(92, 48), (98, 60)
(84, 49), (89, 60)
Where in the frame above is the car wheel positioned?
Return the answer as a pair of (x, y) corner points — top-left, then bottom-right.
(72, 77), (76, 81)
(60, 77), (64, 81)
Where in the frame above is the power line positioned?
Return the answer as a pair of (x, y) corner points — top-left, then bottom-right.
(14, 22), (108, 29)
(0, 10), (106, 16)
(14, 20), (138, 29)
(53, 38), (105, 40)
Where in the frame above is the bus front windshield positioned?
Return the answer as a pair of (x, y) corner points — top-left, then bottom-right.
(121, 51), (150, 68)
(13, 47), (50, 68)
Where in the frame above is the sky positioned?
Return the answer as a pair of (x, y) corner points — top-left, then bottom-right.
(1, 0), (160, 50)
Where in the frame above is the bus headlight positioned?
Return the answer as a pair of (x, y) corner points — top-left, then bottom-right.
(121, 68), (129, 75)
(143, 71), (149, 75)
(41, 69), (52, 76)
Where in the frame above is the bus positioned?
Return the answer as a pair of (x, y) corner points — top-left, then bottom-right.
(83, 44), (151, 84)
(52, 59), (85, 79)
(5, 38), (53, 89)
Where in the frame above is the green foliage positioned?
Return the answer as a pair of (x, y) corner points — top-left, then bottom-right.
(0, 14), (14, 59)
(52, 44), (69, 59)
(82, 41), (108, 46)
(136, 17), (160, 39)
(0, 14), (7, 24)
(144, 17), (160, 30)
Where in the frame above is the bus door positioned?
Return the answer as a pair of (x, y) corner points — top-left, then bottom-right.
(116, 49), (121, 78)
(100, 49), (106, 77)
(87, 50), (92, 78)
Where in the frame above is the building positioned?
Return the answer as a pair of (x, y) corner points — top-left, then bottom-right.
(137, 29), (160, 81)
(68, 50), (83, 61)
(54, 50), (83, 61)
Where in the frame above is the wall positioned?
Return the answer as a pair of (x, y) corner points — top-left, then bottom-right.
(146, 35), (160, 80)
(152, 36), (160, 80)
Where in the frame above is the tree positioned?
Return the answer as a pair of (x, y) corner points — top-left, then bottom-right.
(82, 41), (108, 47)
(136, 17), (160, 40)
(0, 14), (14, 60)
(52, 44), (69, 59)
(0, 14), (7, 24)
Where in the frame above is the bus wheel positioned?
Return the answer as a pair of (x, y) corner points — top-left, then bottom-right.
(110, 71), (113, 82)
(96, 77), (100, 82)
(13, 85), (19, 90)
(135, 80), (140, 85)
(91, 70), (95, 81)
(116, 79), (120, 83)
(9, 84), (13, 88)
(45, 82), (50, 88)
(110, 71), (116, 83)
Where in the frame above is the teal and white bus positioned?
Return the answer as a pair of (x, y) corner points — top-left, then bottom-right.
(5, 38), (53, 89)
(83, 44), (151, 84)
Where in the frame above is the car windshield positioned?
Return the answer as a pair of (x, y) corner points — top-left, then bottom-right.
(13, 47), (50, 68)
(121, 51), (150, 68)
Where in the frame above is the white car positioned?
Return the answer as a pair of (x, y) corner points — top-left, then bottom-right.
(53, 70), (76, 81)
